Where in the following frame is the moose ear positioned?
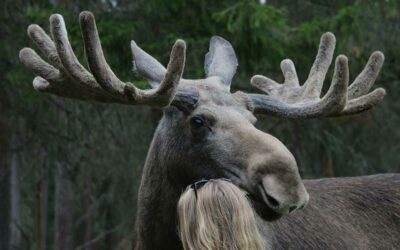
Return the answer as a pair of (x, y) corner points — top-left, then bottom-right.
(131, 40), (167, 88)
(204, 36), (238, 88)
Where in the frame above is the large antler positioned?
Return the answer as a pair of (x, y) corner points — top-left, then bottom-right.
(246, 32), (385, 118)
(19, 11), (197, 109)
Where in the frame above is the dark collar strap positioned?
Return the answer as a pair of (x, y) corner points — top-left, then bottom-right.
(190, 178), (232, 199)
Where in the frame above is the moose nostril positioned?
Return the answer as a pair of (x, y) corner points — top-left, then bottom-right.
(259, 182), (281, 208)
(289, 205), (297, 213)
(265, 193), (280, 208)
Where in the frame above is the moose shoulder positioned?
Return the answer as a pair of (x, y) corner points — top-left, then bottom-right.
(19, 11), (400, 250)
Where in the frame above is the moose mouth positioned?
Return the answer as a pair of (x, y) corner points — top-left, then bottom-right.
(221, 168), (284, 221)
(247, 191), (283, 221)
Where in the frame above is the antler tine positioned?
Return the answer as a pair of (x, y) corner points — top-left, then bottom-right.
(347, 51), (384, 99)
(50, 14), (103, 92)
(79, 12), (128, 99)
(317, 55), (348, 114)
(250, 75), (280, 95)
(280, 59), (299, 87)
(246, 32), (385, 118)
(303, 32), (336, 98)
(79, 11), (185, 107)
(135, 38), (187, 106)
(18, 46), (110, 101)
(251, 59), (300, 95)
(339, 88), (385, 116)
(19, 48), (61, 82)
(27, 24), (61, 67)
(18, 46), (116, 102)
(19, 48), (90, 100)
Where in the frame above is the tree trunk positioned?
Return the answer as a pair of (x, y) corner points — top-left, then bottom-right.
(54, 103), (73, 250)
(290, 121), (303, 175)
(0, 166), (9, 250)
(54, 160), (73, 250)
(104, 204), (113, 249)
(84, 172), (92, 250)
(37, 150), (49, 250)
(8, 135), (21, 250)
(323, 153), (335, 177)
(0, 134), (9, 250)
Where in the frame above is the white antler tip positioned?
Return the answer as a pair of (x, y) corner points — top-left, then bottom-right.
(250, 75), (262, 84)
(49, 13), (63, 24)
(322, 32), (336, 43)
(27, 24), (40, 35)
(376, 87), (386, 97)
(79, 11), (95, 23)
(33, 77), (50, 91)
(174, 39), (186, 50)
(19, 47), (32, 60)
(336, 54), (348, 64)
(250, 75), (278, 91)
(371, 51), (385, 62)
(280, 58), (294, 69)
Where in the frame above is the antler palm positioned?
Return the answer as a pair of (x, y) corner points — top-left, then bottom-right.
(248, 32), (385, 118)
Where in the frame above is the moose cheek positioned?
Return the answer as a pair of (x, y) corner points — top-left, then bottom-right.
(191, 127), (211, 142)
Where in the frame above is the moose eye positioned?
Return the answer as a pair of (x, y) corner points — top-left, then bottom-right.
(190, 116), (205, 128)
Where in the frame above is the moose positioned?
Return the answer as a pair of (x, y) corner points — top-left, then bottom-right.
(19, 11), (400, 249)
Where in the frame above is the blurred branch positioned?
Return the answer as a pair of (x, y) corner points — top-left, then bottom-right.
(74, 224), (123, 250)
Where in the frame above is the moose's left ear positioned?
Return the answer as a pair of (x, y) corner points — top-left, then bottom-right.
(204, 36), (238, 88)
(131, 40), (167, 88)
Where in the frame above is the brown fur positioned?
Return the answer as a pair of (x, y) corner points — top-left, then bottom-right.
(265, 174), (400, 249)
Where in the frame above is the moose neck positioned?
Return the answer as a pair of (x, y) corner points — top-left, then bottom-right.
(134, 111), (186, 250)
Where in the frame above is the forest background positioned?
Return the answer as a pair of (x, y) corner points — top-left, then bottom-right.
(1, 0), (399, 249)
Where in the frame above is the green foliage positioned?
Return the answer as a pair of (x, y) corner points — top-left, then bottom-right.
(214, 0), (289, 75)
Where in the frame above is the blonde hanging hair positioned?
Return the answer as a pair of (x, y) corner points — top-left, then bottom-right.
(177, 179), (265, 250)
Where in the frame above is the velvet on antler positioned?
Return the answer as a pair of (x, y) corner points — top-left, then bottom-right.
(246, 32), (385, 118)
(19, 11), (198, 109)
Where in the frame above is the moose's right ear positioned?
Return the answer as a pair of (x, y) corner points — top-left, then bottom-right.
(204, 36), (238, 89)
(131, 40), (167, 88)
